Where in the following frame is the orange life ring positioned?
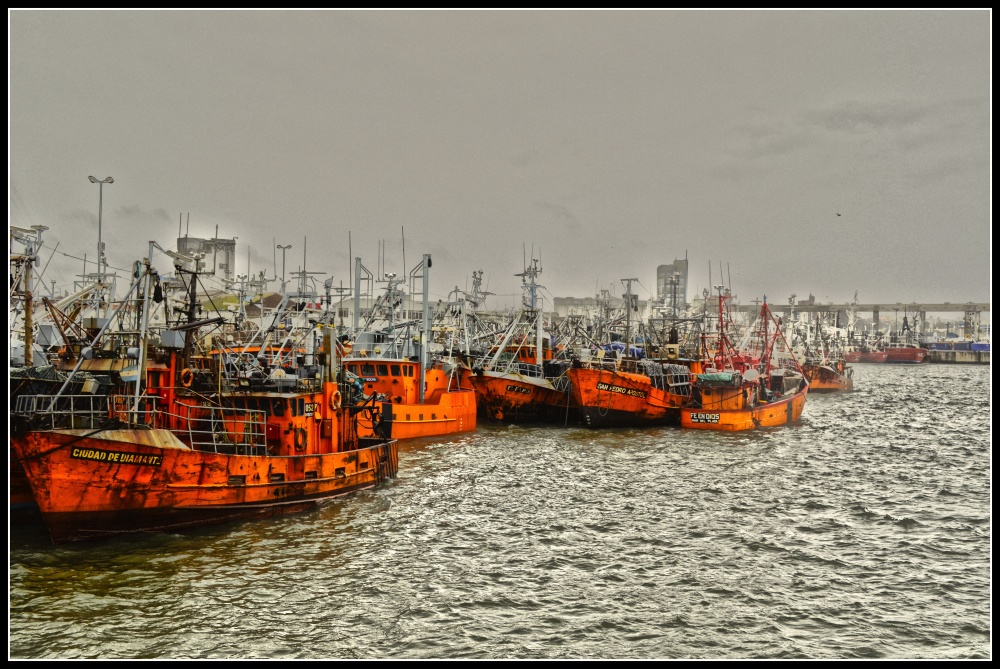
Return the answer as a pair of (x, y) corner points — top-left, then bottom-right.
(180, 368), (194, 388)
(293, 426), (307, 452)
(330, 391), (342, 410)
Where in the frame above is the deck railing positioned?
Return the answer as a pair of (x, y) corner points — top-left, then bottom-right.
(13, 394), (111, 429)
(13, 394), (268, 455)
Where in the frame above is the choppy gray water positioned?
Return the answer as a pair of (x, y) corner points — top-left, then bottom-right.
(9, 364), (991, 659)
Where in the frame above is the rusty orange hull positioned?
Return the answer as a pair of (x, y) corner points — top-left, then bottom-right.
(680, 385), (809, 431)
(802, 364), (854, 392)
(356, 390), (477, 440)
(11, 428), (398, 543)
(10, 450), (38, 513)
(566, 367), (688, 428)
(468, 373), (576, 424)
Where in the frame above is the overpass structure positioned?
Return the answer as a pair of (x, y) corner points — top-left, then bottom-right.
(728, 301), (990, 335)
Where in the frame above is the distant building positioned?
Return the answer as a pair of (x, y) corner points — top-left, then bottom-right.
(656, 257), (689, 315)
(552, 295), (648, 319)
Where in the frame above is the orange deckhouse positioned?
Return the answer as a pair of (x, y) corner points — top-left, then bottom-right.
(10, 244), (397, 543)
(340, 355), (476, 439)
(341, 253), (476, 440)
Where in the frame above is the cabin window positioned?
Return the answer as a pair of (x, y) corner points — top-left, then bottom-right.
(291, 399), (298, 417)
(361, 363), (376, 376)
(349, 364), (359, 374)
(391, 364), (401, 376)
(431, 414), (436, 420)
(298, 398), (305, 416)
(404, 365), (413, 377)
(272, 399), (285, 417)
(377, 364), (389, 376)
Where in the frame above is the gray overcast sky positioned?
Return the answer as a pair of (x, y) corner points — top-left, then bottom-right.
(9, 9), (991, 310)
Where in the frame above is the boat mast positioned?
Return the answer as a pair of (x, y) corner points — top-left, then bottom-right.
(622, 277), (638, 358)
(516, 258), (545, 366)
(132, 242), (158, 424)
(182, 263), (200, 369)
(760, 298), (770, 373)
(12, 225), (48, 366)
(715, 285), (727, 369)
(419, 254), (432, 403)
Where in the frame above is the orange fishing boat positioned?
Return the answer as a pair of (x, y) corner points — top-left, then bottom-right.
(10, 250), (397, 544)
(796, 327), (854, 392)
(566, 353), (698, 428)
(565, 279), (700, 428)
(468, 360), (575, 424)
(801, 359), (854, 392)
(466, 259), (578, 424)
(341, 253), (476, 440)
(679, 290), (809, 431)
(341, 355), (476, 439)
(10, 366), (111, 515)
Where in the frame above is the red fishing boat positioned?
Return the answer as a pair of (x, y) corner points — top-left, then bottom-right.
(883, 342), (928, 364)
(10, 248), (398, 544)
(679, 290), (809, 431)
(844, 349), (889, 364)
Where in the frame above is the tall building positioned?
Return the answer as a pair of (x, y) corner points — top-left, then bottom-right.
(656, 256), (689, 315)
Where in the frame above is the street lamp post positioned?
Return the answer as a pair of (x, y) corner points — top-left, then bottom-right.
(88, 176), (114, 279)
(277, 244), (292, 289)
